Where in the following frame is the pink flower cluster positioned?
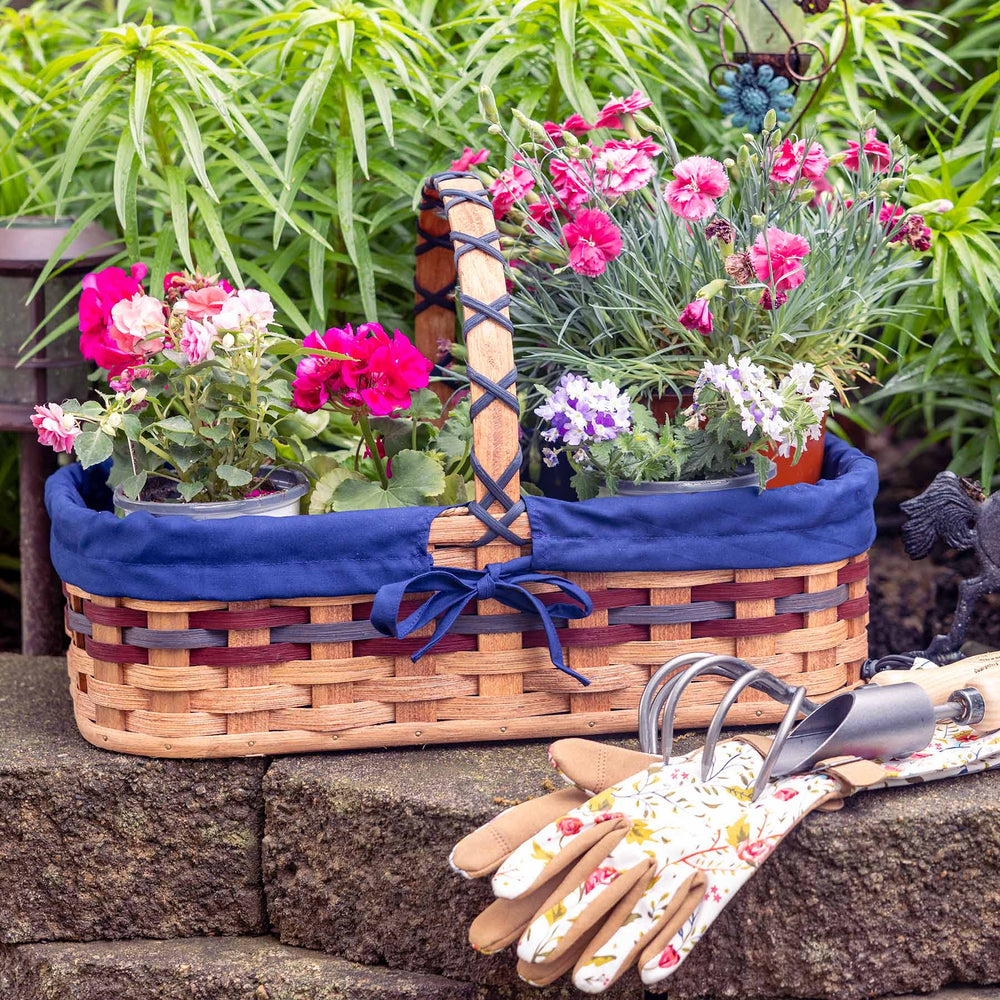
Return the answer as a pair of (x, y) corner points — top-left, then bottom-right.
(30, 403), (80, 454)
(561, 209), (623, 277)
(750, 228), (811, 293)
(665, 156), (729, 221)
(844, 129), (900, 174)
(291, 322), (432, 416)
(769, 139), (829, 185)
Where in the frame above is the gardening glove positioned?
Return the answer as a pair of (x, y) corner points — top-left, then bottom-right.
(450, 739), (658, 952)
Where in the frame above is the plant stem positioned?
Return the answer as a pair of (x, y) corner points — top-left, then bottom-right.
(358, 413), (389, 489)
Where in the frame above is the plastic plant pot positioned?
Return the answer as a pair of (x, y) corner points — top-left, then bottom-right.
(113, 467), (309, 520)
(609, 460), (777, 496)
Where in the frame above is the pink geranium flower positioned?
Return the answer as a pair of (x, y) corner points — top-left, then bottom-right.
(550, 158), (591, 212)
(109, 292), (167, 356)
(31, 403), (81, 454)
(562, 112), (591, 134)
(594, 89), (652, 129)
(844, 128), (900, 174)
(78, 263), (150, 374)
(182, 284), (231, 321)
(450, 147), (489, 171)
(562, 209), (622, 277)
(770, 139), (829, 185)
(678, 298), (713, 334)
(179, 318), (217, 364)
(490, 163), (536, 218)
(750, 227), (811, 292)
(664, 156), (729, 221)
(593, 138), (660, 197)
(109, 366), (152, 393)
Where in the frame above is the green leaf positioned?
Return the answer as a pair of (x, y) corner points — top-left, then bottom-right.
(74, 430), (114, 469)
(188, 186), (242, 286)
(343, 77), (368, 177)
(156, 415), (195, 434)
(177, 481), (207, 502)
(164, 165), (193, 271)
(129, 51), (153, 168)
(331, 450), (446, 509)
(216, 465), (253, 487)
(308, 466), (364, 514)
(120, 470), (148, 501)
(337, 17), (355, 70)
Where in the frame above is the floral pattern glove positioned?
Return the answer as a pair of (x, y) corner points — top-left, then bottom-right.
(487, 723), (1000, 994)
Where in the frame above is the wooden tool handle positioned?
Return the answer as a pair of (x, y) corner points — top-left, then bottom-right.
(967, 673), (1000, 734)
(870, 651), (1000, 702)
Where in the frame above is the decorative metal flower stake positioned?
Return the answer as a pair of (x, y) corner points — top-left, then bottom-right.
(690, 0), (855, 130)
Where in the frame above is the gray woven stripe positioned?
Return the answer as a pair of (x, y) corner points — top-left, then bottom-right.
(611, 601), (734, 624)
(271, 621), (383, 643)
(774, 584), (849, 615)
(66, 608), (93, 636)
(123, 626), (228, 648)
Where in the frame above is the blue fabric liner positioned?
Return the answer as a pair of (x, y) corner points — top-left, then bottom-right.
(45, 436), (877, 602)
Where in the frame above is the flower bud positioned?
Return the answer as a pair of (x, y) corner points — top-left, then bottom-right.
(828, 151), (847, 167)
(723, 157), (735, 169)
(479, 85), (499, 124)
(737, 145), (751, 171)
(221, 333), (236, 349)
(575, 144), (593, 160)
(750, 213), (766, 227)
(561, 130), (580, 147)
(794, 187), (815, 203)
(696, 278), (728, 300)
(107, 412), (123, 429)
(861, 109), (877, 130)
(769, 128), (782, 148)
(879, 177), (903, 191)
(130, 387), (147, 405)
(632, 111), (664, 137)
(743, 133), (756, 144)
(487, 123), (503, 135)
(762, 108), (777, 132)
(915, 198), (954, 215)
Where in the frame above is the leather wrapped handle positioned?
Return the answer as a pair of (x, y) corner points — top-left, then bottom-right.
(415, 171), (528, 551)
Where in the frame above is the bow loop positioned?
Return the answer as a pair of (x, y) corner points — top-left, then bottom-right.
(370, 556), (592, 685)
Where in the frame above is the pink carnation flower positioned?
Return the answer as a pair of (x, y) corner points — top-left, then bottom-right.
(750, 227), (811, 293)
(450, 147), (488, 171)
(678, 298), (713, 334)
(664, 156), (729, 221)
(78, 263), (150, 375)
(179, 318), (218, 364)
(593, 138), (660, 197)
(490, 163), (535, 218)
(109, 292), (167, 356)
(562, 112), (591, 134)
(550, 158), (591, 212)
(562, 209), (622, 277)
(182, 284), (231, 321)
(844, 129), (900, 174)
(594, 89), (652, 129)
(528, 199), (558, 229)
(31, 403), (80, 454)
(770, 139), (829, 185)
(292, 323), (432, 417)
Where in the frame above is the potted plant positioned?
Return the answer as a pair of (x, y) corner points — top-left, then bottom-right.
(478, 91), (946, 486)
(535, 360), (831, 498)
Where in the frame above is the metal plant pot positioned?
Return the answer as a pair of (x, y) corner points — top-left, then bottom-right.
(113, 468), (309, 520)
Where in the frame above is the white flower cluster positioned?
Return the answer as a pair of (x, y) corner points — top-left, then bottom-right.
(693, 356), (833, 457)
(535, 373), (633, 467)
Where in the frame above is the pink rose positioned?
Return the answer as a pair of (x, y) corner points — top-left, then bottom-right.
(664, 156), (729, 221)
(750, 227), (811, 293)
(31, 403), (81, 454)
(562, 209), (622, 277)
(78, 263), (150, 374)
(736, 839), (773, 865)
(450, 147), (488, 171)
(657, 945), (680, 970)
(770, 139), (829, 185)
(594, 89), (652, 129)
(583, 866), (619, 893)
(678, 298), (713, 334)
(556, 816), (583, 836)
(182, 284), (231, 321)
(490, 163), (535, 218)
(844, 128), (900, 174)
(774, 787), (799, 801)
(179, 318), (217, 364)
(550, 158), (591, 212)
(593, 138), (659, 197)
(109, 292), (167, 355)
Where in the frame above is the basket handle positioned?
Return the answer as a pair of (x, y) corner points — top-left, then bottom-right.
(415, 171), (527, 550)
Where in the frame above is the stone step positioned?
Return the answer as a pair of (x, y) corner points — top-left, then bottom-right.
(8, 654), (1000, 1000)
(0, 654), (266, 943)
(0, 935), (475, 1000)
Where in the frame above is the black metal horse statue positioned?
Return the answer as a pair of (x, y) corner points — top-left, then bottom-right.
(897, 471), (1000, 662)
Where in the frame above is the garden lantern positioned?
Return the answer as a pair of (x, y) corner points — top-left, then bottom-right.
(690, 0), (852, 130)
(0, 217), (118, 655)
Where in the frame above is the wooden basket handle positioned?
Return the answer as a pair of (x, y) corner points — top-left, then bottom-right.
(415, 171), (528, 551)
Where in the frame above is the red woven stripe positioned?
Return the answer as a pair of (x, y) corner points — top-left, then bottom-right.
(353, 633), (477, 657)
(85, 637), (149, 664)
(691, 613), (804, 638)
(189, 607), (310, 629)
(691, 578), (803, 601)
(522, 623), (648, 649)
(193, 643), (310, 667)
(537, 588), (645, 611)
(838, 559), (869, 585)
(83, 601), (147, 628)
(837, 594), (870, 620)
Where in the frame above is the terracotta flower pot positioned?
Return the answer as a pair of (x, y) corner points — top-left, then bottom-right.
(764, 417), (827, 489)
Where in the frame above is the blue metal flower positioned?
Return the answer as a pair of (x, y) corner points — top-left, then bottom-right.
(716, 63), (795, 132)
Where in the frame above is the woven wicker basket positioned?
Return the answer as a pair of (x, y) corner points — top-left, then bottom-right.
(61, 172), (870, 758)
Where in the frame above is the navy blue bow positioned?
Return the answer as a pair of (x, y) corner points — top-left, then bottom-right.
(370, 556), (592, 685)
